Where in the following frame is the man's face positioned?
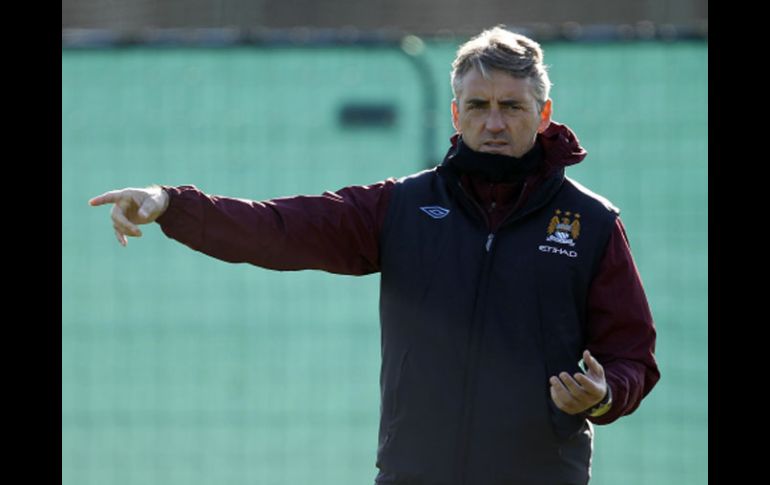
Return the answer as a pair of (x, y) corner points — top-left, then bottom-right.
(452, 68), (552, 158)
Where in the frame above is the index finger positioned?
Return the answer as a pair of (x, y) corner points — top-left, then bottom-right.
(89, 189), (128, 207)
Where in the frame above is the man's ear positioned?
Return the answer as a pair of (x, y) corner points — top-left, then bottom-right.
(451, 99), (460, 132)
(537, 99), (553, 133)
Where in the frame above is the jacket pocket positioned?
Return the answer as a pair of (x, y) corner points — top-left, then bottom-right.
(379, 347), (411, 457)
(389, 348), (410, 421)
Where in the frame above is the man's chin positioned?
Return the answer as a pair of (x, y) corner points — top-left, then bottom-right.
(478, 145), (513, 156)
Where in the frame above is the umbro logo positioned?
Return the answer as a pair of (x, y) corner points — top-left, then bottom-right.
(420, 206), (450, 219)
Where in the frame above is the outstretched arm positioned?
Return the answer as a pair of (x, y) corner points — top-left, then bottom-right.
(90, 181), (396, 276)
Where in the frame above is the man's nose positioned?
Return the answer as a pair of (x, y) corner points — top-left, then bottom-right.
(485, 109), (505, 133)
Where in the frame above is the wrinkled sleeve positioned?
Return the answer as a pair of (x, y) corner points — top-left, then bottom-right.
(155, 180), (396, 275)
(585, 217), (660, 425)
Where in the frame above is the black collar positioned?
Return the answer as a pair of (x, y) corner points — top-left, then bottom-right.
(446, 137), (543, 183)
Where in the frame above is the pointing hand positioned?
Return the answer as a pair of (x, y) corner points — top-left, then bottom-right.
(89, 186), (169, 246)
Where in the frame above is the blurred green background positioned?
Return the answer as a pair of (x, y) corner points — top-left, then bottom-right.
(62, 40), (707, 484)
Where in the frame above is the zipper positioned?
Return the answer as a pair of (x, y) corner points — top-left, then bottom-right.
(454, 181), (499, 255)
(456, 180), (531, 252)
(500, 181), (530, 228)
(456, 181), (491, 229)
(453, 179), (498, 485)
(453, 178), (530, 484)
(455, 233), (496, 485)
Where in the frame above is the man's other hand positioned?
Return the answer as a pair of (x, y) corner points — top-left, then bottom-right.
(549, 349), (608, 415)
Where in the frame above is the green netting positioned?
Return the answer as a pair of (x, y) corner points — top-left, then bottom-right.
(62, 41), (707, 485)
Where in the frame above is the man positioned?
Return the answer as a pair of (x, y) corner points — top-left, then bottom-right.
(90, 27), (659, 485)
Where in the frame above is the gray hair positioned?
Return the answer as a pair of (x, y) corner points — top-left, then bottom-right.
(450, 26), (552, 111)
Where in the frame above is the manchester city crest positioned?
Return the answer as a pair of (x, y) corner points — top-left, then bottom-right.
(545, 209), (581, 247)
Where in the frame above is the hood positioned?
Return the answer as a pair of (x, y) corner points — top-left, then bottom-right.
(539, 121), (587, 169)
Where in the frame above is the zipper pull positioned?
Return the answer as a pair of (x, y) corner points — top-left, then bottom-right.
(485, 233), (495, 252)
